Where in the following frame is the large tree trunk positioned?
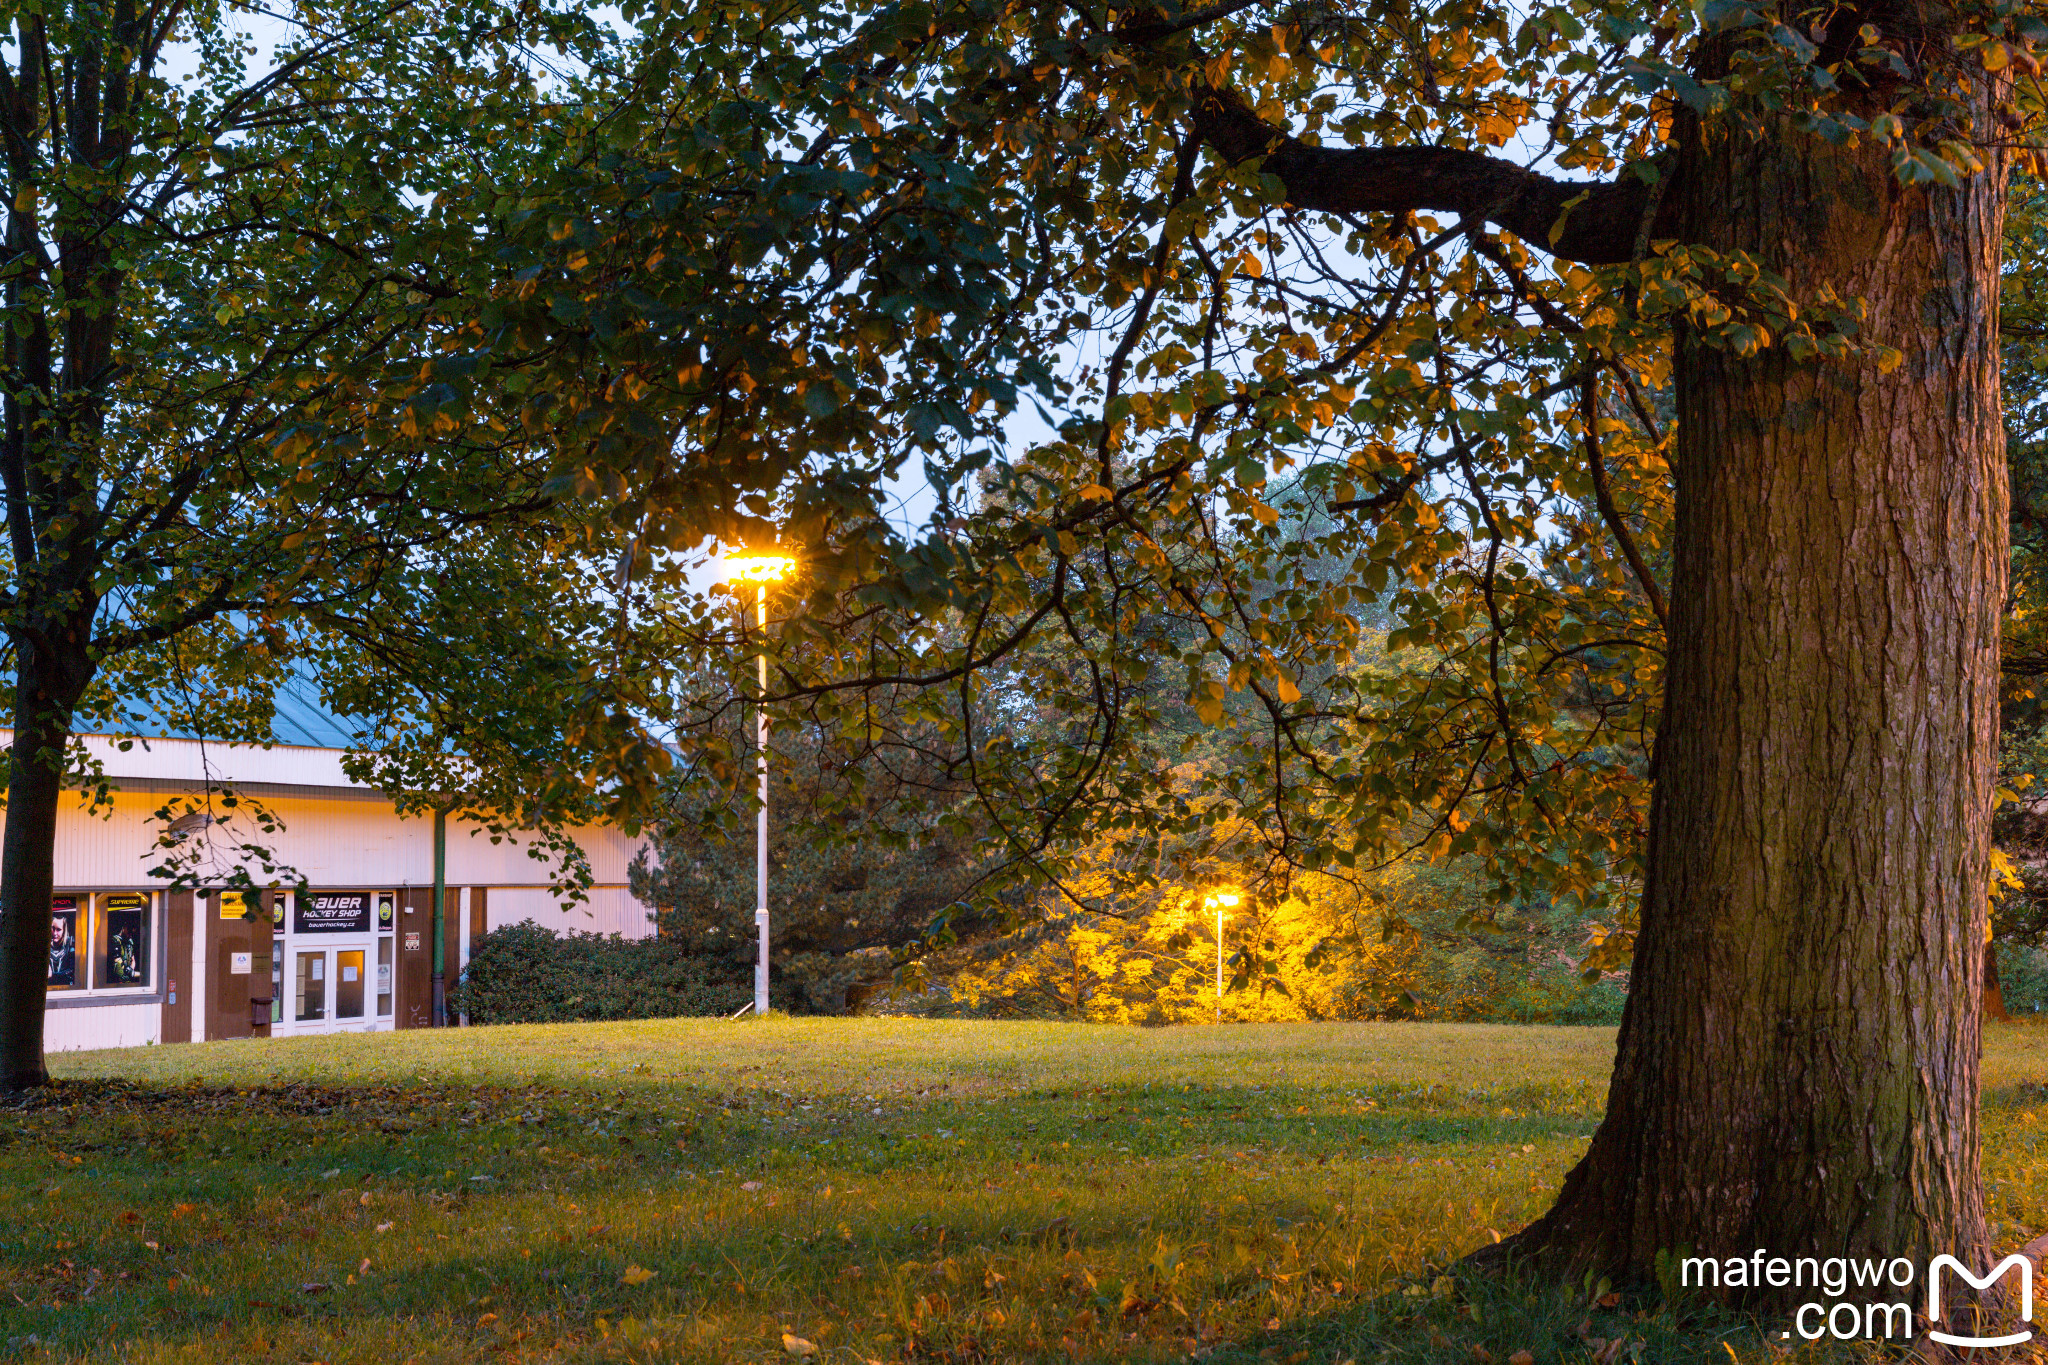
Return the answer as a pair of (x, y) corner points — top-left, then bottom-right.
(1497, 89), (2007, 1301)
(0, 641), (93, 1090)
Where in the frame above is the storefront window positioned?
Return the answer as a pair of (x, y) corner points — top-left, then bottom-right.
(97, 893), (151, 987)
(376, 937), (393, 1016)
(48, 896), (82, 989)
(272, 933), (285, 1024)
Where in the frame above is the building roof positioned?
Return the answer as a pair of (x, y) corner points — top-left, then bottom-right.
(91, 669), (364, 752)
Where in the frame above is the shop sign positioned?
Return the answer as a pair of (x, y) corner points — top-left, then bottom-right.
(296, 892), (371, 934)
(403, 930), (422, 951)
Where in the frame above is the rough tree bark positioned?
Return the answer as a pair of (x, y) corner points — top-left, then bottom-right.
(1178, 5), (2007, 1307)
(1503, 94), (2006, 1293)
(0, 635), (96, 1091)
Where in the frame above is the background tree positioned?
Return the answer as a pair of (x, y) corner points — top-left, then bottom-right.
(628, 715), (998, 1014)
(0, 0), (647, 1087)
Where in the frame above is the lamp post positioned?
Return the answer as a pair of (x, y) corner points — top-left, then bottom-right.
(1203, 891), (1241, 1024)
(726, 553), (795, 1017)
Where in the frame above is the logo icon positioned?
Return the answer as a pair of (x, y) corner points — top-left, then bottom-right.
(1928, 1254), (2035, 1349)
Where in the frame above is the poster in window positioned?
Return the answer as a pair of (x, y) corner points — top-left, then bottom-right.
(99, 893), (149, 986)
(48, 897), (79, 988)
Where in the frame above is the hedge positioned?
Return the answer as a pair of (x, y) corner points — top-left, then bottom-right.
(452, 923), (751, 1025)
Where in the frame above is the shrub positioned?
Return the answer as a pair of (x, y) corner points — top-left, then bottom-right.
(452, 923), (753, 1025)
(1997, 940), (2048, 1016)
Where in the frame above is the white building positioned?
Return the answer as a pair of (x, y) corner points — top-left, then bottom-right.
(29, 696), (652, 1051)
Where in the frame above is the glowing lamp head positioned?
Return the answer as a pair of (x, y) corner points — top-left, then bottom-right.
(1204, 891), (1242, 911)
(726, 554), (795, 584)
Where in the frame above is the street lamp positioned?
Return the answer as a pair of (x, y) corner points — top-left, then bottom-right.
(726, 552), (795, 1017)
(1203, 891), (1241, 1024)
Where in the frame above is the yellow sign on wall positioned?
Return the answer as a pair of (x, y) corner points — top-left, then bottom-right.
(219, 891), (254, 920)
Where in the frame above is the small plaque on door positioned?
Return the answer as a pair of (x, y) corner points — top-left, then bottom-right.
(404, 931), (421, 951)
(229, 952), (252, 975)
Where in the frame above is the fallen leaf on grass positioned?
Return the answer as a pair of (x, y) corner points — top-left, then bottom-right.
(375, 1222), (394, 1234)
(1470, 1348), (1492, 1364)
(742, 1181), (763, 1192)
(357, 1259), (371, 1276)
(143, 1241), (158, 1251)
(783, 1333), (818, 1357)
(621, 1265), (657, 1286)
(477, 1313), (498, 1326)
(300, 1282), (330, 1295)
(1509, 1354), (1534, 1365)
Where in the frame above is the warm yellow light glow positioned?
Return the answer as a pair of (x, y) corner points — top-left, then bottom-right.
(726, 554), (796, 583)
(1203, 891), (1242, 910)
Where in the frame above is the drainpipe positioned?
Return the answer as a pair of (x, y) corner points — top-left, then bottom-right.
(432, 805), (447, 1027)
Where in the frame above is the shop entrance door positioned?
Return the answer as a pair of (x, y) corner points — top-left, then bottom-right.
(275, 891), (396, 1038)
(291, 946), (371, 1031)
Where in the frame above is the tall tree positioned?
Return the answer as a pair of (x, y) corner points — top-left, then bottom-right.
(0, 0), (631, 1087)
(511, 0), (2039, 1306)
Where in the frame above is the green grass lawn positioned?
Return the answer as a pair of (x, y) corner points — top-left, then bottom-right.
(4, 1019), (2046, 1364)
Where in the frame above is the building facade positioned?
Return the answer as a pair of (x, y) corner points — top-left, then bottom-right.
(34, 726), (651, 1052)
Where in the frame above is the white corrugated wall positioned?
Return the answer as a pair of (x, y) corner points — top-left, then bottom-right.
(45, 1002), (161, 1052)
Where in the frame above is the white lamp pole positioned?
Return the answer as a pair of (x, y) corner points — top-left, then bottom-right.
(754, 584), (770, 1017)
(1215, 907), (1224, 1023)
(726, 553), (794, 1018)
(1205, 891), (1240, 1024)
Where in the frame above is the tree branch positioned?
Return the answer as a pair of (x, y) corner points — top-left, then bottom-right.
(1582, 372), (1669, 633)
(1182, 80), (1677, 266)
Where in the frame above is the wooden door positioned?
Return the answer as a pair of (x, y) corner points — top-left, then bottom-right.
(162, 892), (193, 1045)
(204, 895), (254, 1041)
(396, 888), (433, 1028)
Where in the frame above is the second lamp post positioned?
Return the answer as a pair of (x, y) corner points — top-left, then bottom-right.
(1204, 890), (1241, 1023)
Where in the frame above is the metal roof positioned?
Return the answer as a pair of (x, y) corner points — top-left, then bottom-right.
(79, 670), (365, 753)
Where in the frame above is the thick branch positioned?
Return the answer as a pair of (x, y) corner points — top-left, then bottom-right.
(1185, 82), (1676, 266)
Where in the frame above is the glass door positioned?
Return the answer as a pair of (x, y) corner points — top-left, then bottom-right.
(294, 950), (328, 1023)
(335, 950), (366, 1021)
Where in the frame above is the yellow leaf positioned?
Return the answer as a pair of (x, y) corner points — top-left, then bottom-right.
(782, 1333), (818, 1357)
(620, 1264), (657, 1286)
(1274, 671), (1302, 704)
(1077, 483), (1114, 501)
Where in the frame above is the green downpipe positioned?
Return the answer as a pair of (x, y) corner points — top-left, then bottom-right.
(432, 806), (447, 1027)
